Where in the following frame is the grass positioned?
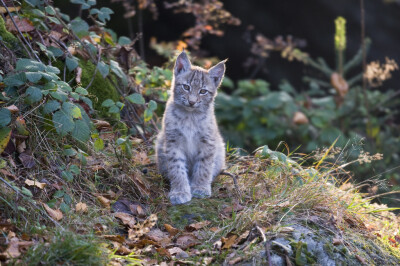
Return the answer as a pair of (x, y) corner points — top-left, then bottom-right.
(19, 230), (108, 266)
(1, 133), (400, 265)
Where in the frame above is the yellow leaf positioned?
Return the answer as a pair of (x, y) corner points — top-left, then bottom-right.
(97, 195), (110, 208)
(0, 6), (21, 14)
(24, 179), (46, 189)
(0, 127), (12, 154)
(75, 202), (88, 213)
(42, 203), (63, 221)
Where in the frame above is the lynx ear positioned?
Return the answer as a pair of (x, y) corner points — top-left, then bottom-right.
(174, 51), (191, 76)
(208, 59), (227, 87)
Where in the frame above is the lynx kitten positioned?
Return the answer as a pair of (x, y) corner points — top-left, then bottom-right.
(156, 51), (226, 205)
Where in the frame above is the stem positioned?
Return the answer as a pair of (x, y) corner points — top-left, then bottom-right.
(138, 7), (145, 60)
(360, 0), (369, 113)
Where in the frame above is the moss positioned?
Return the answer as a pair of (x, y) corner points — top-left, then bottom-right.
(52, 59), (120, 118)
(166, 198), (229, 229)
(0, 16), (19, 49)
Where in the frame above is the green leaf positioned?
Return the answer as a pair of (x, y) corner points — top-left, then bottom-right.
(69, 17), (89, 37)
(97, 61), (109, 78)
(0, 108), (11, 128)
(80, 96), (93, 109)
(66, 56), (79, 71)
(69, 164), (80, 175)
(26, 86), (43, 103)
(109, 60), (127, 85)
(16, 59), (45, 72)
(21, 187), (33, 197)
(26, 72), (42, 83)
(148, 100), (157, 111)
(101, 99), (115, 107)
(53, 190), (65, 198)
(118, 36), (131, 45)
(144, 108), (153, 122)
(62, 170), (74, 182)
(63, 193), (72, 205)
(50, 91), (68, 102)
(45, 6), (56, 15)
(90, 7), (114, 23)
(108, 105), (120, 114)
(4, 73), (27, 87)
(63, 148), (77, 157)
(94, 138), (104, 151)
(47, 47), (64, 57)
(72, 120), (90, 142)
(52, 110), (74, 136)
(43, 100), (61, 114)
(62, 102), (82, 119)
(75, 87), (88, 95)
(45, 65), (61, 74)
(60, 202), (70, 213)
(126, 93), (145, 105)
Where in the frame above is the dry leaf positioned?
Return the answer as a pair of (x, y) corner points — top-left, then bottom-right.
(19, 153), (35, 168)
(164, 223), (180, 237)
(235, 230), (250, 245)
(292, 111), (309, 125)
(213, 239), (222, 250)
(0, 237), (20, 259)
(185, 220), (210, 232)
(332, 238), (343, 246)
(6, 16), (35, 33)
(133, 151), (150, 165)
(168, 246), (184, 255)
(0, 6), (21, 14)
(229, 257), (243, 265)
(97, 195), (111, 208)
(0, 169), (16, 180)
(115, 212), (136, 228)
(103, 235), (125, 244)
(222, 235), (238, 249)
(129, 203), (146, 217)
(331, 72), (349, 98)
(5, 105), (19, 113)
(94, 120), (111, 129)
(176, 234), (199, 249)
(75, 202), (88, 213)
(24, 179), (46, 189)
(128, 214), (157, 241)
(146, 229), (171, 247)
(222, 202), (244, 216)
(355, 254), (367, 265)
(42, 203), (63, 221)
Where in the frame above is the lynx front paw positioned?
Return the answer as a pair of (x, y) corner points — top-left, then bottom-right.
(191, 186), (211, 199)
(169, 191), (192, 205)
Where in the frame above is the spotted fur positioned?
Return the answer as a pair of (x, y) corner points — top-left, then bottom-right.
(155, 51), (226, 205)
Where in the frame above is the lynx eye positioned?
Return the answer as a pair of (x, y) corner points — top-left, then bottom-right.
(182, 84), (190, 91)
(199, 89), (208, 95)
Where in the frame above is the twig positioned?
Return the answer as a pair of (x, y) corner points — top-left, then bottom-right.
(85, 47), (102, 90)
(219, 170), (241, 196)
(0, 0), (41, 62)
(256, 225), (266, 243)
(265, 240), (272, 266)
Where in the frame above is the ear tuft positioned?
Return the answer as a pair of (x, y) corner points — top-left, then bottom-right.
(208, 59), (227, 87)
(174, 51), (191, 76)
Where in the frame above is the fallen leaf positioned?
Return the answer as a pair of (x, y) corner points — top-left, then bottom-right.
(213, 239), (222, 250)
(24, 179), (46, 189)
(332, 238), (343, 246)
(168, 246), (184, 255)
(355, 254), (367, 265)
(146, 229), (171, 247)
(103, 235), (125, 244)
(293, 111), (309, 125)
(42, 203), (63, 221)
(229, 257), (243, 265)
(0, 6), (21, 14)
(176, 234), (199, 249)
(156, 247), (171, 259)
(97, 195), (110, 208)
(75, 202), (88, 213)
(5, 105), (19, 113)
(16, 141), (26, 153)
(0, 169), (16, 180)
(164, 223), (180, 237)
(128, 214), (157, 241)
(6, 16), (35, 33)
(94, 120), (111, 129)
(115, 212), (136, 228)
(222, 202), (244, 216)
(0, 237), (20, 259)
(129, 203), (146, 217)
(235, 230), (250, 245)
(222, 234), (238, 249)
(185, 220), (210, 232)
(133, 151), (150, 165)
(19, 153), (35, 168)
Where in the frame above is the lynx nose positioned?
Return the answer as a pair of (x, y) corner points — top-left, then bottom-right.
(189, 100), (196, 106)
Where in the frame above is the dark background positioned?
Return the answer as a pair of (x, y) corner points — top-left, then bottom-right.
(56, 0), (400, 90)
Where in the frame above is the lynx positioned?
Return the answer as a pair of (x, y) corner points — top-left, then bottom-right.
(155, 51), (226, 205)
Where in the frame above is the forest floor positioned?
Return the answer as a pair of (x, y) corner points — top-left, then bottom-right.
(1, 136), (400, 265)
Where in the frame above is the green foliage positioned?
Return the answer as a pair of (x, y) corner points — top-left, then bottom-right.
(0, 16), (20, 51)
